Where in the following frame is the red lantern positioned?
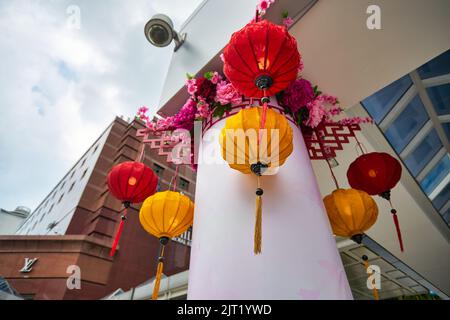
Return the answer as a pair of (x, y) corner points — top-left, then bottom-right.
(107, 161), (158, 256)
(223, 19), (301, 98)
(347, 152), (404, 252)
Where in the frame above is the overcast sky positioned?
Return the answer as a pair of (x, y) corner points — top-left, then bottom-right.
(0, 0), (202, 211)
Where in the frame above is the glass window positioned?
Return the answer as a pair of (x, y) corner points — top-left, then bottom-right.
(426, 83), (450, 116)
(443, 123), (450, 141)
(442, 207), (450, 225)
(68, 182), (75, 193)
(153, 163), (165, 177)
(179, 178), (190, 190)
(420, 154), (450, 195)
(432, 181), (450, 210)
(417, 50), (450, 79)
(404, 130), (442, 176)
(384, 95), (429, 153)
(81, 169), (88, 180)
(58, 194), (64, 204)
(362, 75), (413, 123)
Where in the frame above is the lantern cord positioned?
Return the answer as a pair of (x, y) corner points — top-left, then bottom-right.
(169, 165), (180, 191)
(136, 140), (146, 162)
(326, 158), (340, 189)
(152, 244), (166, 300)
(354, 134), (367, 156)
(254, 175), (263, 255)
(388, 200), (404, 252)
(258, 90), (269, 145)
(363, 259), (379, 300)
(109, 206), (128, 257)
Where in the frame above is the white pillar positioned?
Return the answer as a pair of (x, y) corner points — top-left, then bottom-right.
(188, 106), (353, 300)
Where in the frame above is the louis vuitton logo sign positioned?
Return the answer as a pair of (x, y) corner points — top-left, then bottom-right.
(20, 258), (38, 273)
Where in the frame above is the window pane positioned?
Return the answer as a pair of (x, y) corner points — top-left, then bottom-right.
(432, 181), (450, 210)
(443, 123), (450, 141)
(442, 207), (450, 225)
(420, 154), (450, 195)
(426, 83), (450, 116)
(404, 130), (442, 176)
(384, 95), (429, 153)
(362, 75), (412, 123)
(418, 50), (450, 79)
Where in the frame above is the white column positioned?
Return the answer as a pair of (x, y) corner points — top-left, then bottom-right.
(188, 106), (353, 300)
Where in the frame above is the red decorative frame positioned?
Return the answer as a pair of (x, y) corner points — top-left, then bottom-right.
(137, 98), (361, 163)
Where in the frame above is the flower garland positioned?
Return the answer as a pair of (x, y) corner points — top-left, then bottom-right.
(137, 71), (242, 132)
(137, 74), (372, 133)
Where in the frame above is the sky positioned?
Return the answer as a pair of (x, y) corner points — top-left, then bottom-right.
(0, 0), (203, 211)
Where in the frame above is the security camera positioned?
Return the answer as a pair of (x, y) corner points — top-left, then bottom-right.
(144, 14), (186, 52)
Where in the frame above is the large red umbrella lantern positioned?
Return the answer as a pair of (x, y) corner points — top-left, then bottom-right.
(107, 161), (158, 256)
(223, 19), (301, 99)
(347, 152), (404, 251)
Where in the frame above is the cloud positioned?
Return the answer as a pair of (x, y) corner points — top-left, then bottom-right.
(0, 0), (202, 211)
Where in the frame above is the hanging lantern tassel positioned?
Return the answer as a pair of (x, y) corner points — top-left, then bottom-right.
(109, 202), (130, 257)
(390, 207), (404, 252)
(152, 237), (168, 300)
(380, 191), (404, 252)
(251, 163), (267, 255)
(362, 255), (379, 300)
(254, 175), (263, 254)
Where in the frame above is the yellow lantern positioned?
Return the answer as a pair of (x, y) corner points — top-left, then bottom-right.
(323, 188), (378, 243)
(219, 107), (293, 174)
(219, 107), (293, 254)
(139, 191), (194, 300)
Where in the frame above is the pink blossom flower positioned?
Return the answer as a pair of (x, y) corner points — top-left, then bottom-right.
(305, 98), (327, 128)
(220, 53), (225, 63)
(337, 117), (373, 126)
(211, 72), (222, 85)
(186, 79), (197, 96)
(283, 17), (294, 28)
(196, 98), (211, 119)
(259, 0), (269, 10)
(215, 80), (242, 105)
(137, 106), (149, 114)
(281, 78), (315, 114)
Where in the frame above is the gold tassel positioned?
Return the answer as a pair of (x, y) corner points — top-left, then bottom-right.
(152, 244), (165, 300)
(363, 259), (379, 300)
(254, 176), (263, 255)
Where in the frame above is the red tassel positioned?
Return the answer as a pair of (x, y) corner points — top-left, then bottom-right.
(110, 209), (127, 257)
(391, 210), (404, 252)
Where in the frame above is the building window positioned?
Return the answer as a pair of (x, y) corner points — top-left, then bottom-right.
(58, 193), (64, 204)
(68, 182), (75, 193)
(60, 181), (66, 190)
(93, 144), (99, 153)
(384, 95), (429, 153)
(179, 178), (190, 191)
(70, 171), (75, 179)
(361, 74), (412, 123)
(49, 204), (54, 213)
(81, 169), (88, 180)
(81, 158), (86, 167)
(153, 163), (165, 177)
